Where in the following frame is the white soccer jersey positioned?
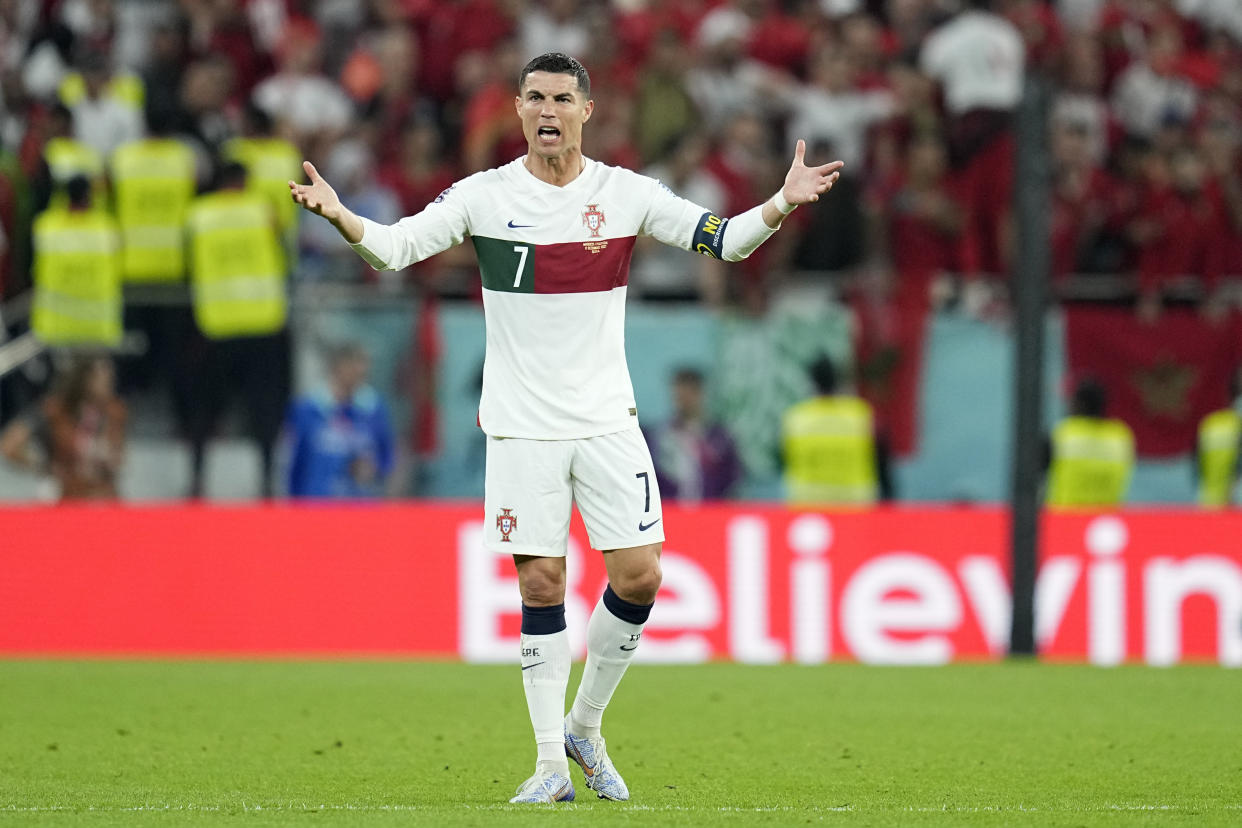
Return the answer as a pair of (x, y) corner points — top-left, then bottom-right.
(351, 157), (725, 440)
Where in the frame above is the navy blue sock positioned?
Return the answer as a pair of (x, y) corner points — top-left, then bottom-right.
(521, 603), (567, 635)
(601, 584), (654, 625)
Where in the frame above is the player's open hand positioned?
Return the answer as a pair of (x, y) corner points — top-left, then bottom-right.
(289, 161), (342, 222)
(781, 140), (844, 206)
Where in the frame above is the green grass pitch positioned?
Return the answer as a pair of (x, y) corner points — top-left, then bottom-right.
(1, 661), (1238, 825)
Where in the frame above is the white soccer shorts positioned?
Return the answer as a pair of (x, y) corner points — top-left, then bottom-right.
(483, 427), (665, 556)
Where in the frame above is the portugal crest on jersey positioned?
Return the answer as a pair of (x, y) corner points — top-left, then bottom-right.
(582, 204), (606, 238)
(496, 507), (518, 542)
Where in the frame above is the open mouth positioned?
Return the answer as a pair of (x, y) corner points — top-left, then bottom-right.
(537, 126), (561, 142)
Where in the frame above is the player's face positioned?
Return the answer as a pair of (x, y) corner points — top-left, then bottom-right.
(515, 71), (593, 161)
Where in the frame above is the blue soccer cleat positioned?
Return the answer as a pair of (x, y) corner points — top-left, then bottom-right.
(508, 769), (576, 804)
(564, 716), (630, 801)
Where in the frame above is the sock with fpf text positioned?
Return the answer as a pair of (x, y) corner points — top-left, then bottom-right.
(568, 585), (654, 740)
(520, 603), (571, 775)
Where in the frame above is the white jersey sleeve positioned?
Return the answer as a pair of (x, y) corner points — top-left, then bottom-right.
(639, 174), (776, 262)
(640, 177), (712, 251)
(349, 178), (475, 270)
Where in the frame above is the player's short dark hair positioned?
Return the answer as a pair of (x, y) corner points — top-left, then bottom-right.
(809, 355), (838, 395)
(1073, 378), (1107, 418)
(518, 52), (590, 97)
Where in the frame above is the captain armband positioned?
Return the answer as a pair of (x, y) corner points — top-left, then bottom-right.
(690, 211), (729, 260)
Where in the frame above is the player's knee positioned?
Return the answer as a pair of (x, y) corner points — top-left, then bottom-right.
(616, 559), (662, 605)
(518, 568), (567, 606)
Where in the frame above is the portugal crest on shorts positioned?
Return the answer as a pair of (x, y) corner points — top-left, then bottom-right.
(496, 507), (518, 542)
(582, 204), (606, 238)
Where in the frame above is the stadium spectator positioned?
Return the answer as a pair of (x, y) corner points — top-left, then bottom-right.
(1045, 377), (1135, 509)
(411, 0), (516, 106)
(0, 399), (51, 487)
(30, 102), (105, 215)
(1110, 20), (1199, 142)
(685, 6), (786, 131)
(631, 27), (702, 166)
(347, 24), (436, 170)
(1132, 143), (1228, 321)
(251, 17), (351, 160)
(61, 47), (143, 160)
(875, 132), (966, 302)
(286, 342), (395, 499)
(786, 135), (867, 275)
(180, 161), (290, 499)
(644, 367), (741, 504)
(224, 103), (303, 257)
(520, 0), (591, 61)
(1048, 110), (1118, 281)
(30, 174), (122, 347)
(141, 16), (191, 138)
(781, 354), (893, 506)
(460, 37), (529, 174)
(40, 354), (127, 500)
(782, 42), (896, 176)
(183, 0), (272, 99)
(110, 126), (196, 284)
(1193, 365), (1242, 508)
(920, 0), (1025, 277)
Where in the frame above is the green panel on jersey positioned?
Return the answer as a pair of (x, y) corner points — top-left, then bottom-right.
(473, 236), (535, 294)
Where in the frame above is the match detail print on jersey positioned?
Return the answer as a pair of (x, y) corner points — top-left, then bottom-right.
(473, 235), (637, 294)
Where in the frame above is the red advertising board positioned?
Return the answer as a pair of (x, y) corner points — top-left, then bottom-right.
(1, 504), (1239, 665)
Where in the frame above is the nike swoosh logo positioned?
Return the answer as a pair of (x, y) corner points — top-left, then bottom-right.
(521, 661), (545, 671)
(507, 220), (535, 228)
(619, 644), (638, 651)
(639, 518), (661, 532)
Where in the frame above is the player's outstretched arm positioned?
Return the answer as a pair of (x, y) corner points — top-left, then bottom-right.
(288, 161), (365, 244)
(761, 139), (844, 229)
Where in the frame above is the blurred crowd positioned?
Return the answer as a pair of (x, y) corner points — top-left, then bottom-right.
(0, 0), (1240, 311)
(2, 0), (1242, 504)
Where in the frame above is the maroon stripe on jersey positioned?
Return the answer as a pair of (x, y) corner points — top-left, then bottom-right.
(533, 236), (636, 294)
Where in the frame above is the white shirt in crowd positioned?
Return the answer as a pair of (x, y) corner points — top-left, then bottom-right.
(1111, 62), (1198, 139)
(920, 10), (1025, 115)
(785, 86), (895, 172)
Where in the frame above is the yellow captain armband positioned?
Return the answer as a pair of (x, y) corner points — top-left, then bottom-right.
(691, 211), (728, 259)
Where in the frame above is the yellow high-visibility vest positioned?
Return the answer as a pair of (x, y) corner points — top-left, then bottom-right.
(1047, 416), (1135, 509)
(782, 395), (878, 505)
(187, 190), (287, 339)
(31, 207), (123, 346)
(111, 138), (196, 282)
(43, 137), (107, 209)
(1197, 409), (1241, 508)
(222, 136), (302, 252)
(58, 71), (145, 110)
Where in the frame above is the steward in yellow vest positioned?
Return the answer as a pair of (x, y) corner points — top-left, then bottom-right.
(1195, 403), (1241, 508)
(111, 136), (196, 282)
(186, 162), (288, 339)
(222, 106), (303, 256)
(1046, 380), (1135, 509)
(39, 106), (107, 212)
(782, 355), (890, 506)
(31, 176), (122, 346)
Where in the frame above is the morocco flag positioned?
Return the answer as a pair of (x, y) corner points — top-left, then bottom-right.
(1065, 307), (1242, 456)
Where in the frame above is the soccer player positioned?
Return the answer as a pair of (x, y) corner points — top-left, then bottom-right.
(290, 51), (844, 804)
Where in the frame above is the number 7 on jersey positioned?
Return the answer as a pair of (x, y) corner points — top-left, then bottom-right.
(512, 245), (528, 287)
